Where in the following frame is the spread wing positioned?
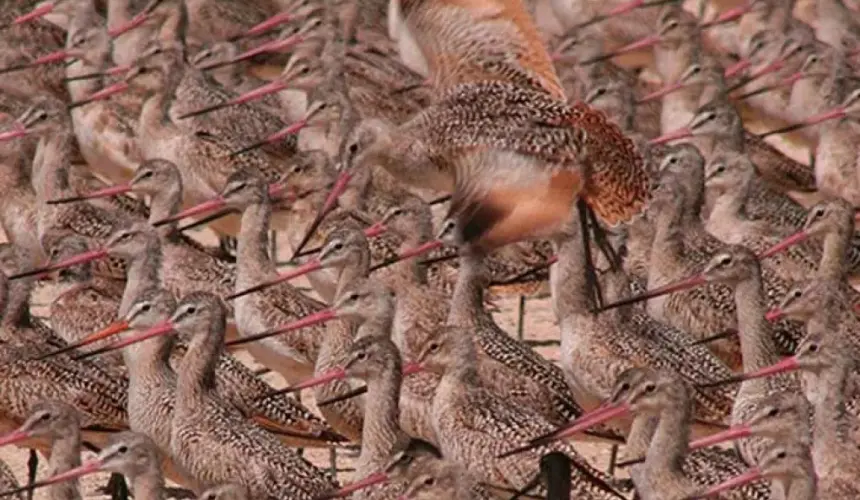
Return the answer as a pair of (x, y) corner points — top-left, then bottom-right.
(398, 0), (565, 98)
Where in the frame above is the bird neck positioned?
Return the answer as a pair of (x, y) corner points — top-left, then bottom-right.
(817, 229), (850, 279)
(626, 415), (659, 460)
(732, 273), (781, 372)
(147, 183), (184, 241)
(236, 201), (276, 285)
(177, 321), (224, 405)
(129, 464), (166, 500)
(553, 223), (597, 317)
(810, 358), (852, 450)
(357, 359), (407, 475)
(645, 394), (692, 473)
(120, 243), (163, 317)
(33, 132), (76, 202)
(0, 277), (33, 333)
(447, 252), (487, 328)
(49, 427), (82, 500)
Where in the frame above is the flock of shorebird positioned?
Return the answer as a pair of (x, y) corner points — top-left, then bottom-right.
(0, 0), (858, 498)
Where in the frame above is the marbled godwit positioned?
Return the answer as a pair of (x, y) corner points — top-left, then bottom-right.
(307, 334), (416, 500)
(649, 97), (817, 193)
(641, 149), (807, 355)
(0, 2), (67, 101)
(63, 3), (146, 186)
(23, 432), (168, 500)
(409, 322), (625, 497)
(0, 247), (128, 447)
(714, 320), (860, 476)
(447, 250), (588, 427)
(214, 171), (330, 383)
(505, 367), (769, 499)
(165, 292), (336, 498)
(688, 440), (858, 499)
(686, 391), (812, 455)
(604, 245), (802, 464)
(552, 205), (735, 430)
(0, 400), (84, 500)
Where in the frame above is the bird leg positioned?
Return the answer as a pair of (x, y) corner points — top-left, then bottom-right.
(577, 199), (604, 312)
(25, 449), (37, 500)
(587, 207), (620, 271)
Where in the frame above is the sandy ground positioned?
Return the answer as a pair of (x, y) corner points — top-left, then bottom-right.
(0, 0), (827, 496)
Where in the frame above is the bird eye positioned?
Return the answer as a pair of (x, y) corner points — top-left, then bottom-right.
(668, 156), (677, 165)
(644, 383), (656, 393)
(348, 142), (359, 154)
(40, 413), (51, 421)
(720, 256), (732, 265)
(423, 477), (435, 486)
(813, 207), (825, 218)
(791, 289), (802, 298)
(332, 242), (343, 251)
(714, 164), (726, 174)
(807, 343), (819, 352)
(140, 304), (151, 312)
(428, 342), (440, 352)
(186, 306), (197, 315)
(355, 351), (367, 361)
(119, 233), (132, 241)
(620, 382), (630, 392)
(138, 171), (153, 180)
(689, 65), (700, 74)
(348, 293), (359, 302)
(776, 451), (786, 459)
(117, 445), (128, 454)
(767, 408), (779, 417)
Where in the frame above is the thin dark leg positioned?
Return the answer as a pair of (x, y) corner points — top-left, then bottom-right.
(516, 295), (526, 342)
(608, 444), (619, 475)
(587, 206), (620, 270)
(577, 199), (604, 311)
(107, 473), (128, 500)
(25, 449), (37, 500)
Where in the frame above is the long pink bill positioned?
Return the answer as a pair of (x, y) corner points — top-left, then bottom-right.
(498, 403), (630, 458)
(697, 355), (800, 388)
(151, 197), (226, 227)
(700, 3), (751, 29)
(687, 468), (764, 498)
(179, 80), (288, 119)
(637, 81), (685, 103)
(230, 118), (308, 156)
(280, 366), (346, 394)
(757, 230), (808, 259)
(219, 33), (305, 68)
(233, 11), (295, 40)
(596, 273), (707, 313)
(648, 126), (693, 145)
(0, 49), (71, 75)
(0, 427), (35, 448)
(67, 81), (130, 110)
(369, 240), (444, 272)
(74, 321), (176, 360)
(63, 64), (131, 83)
(108, 0), (163, 38)
(289, 171), (354, 260)
(0, 122), (30, 142)
(736, 71), (805, 100)
(580, 34), (661, 65)
(688, 425), (752, 451)
(317, 472), (390, 499)
(277, 362), (423, 404)
(224, 308), (337, 348)
(47, 183), (132, 204)
(8, 248), (108, 280)
(226, 259), (323, 301)
(12, 2), (55, 25)
(757, 107), (847, 139)
(0, 458), (106, 498)
(723, 58), (751, 78)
